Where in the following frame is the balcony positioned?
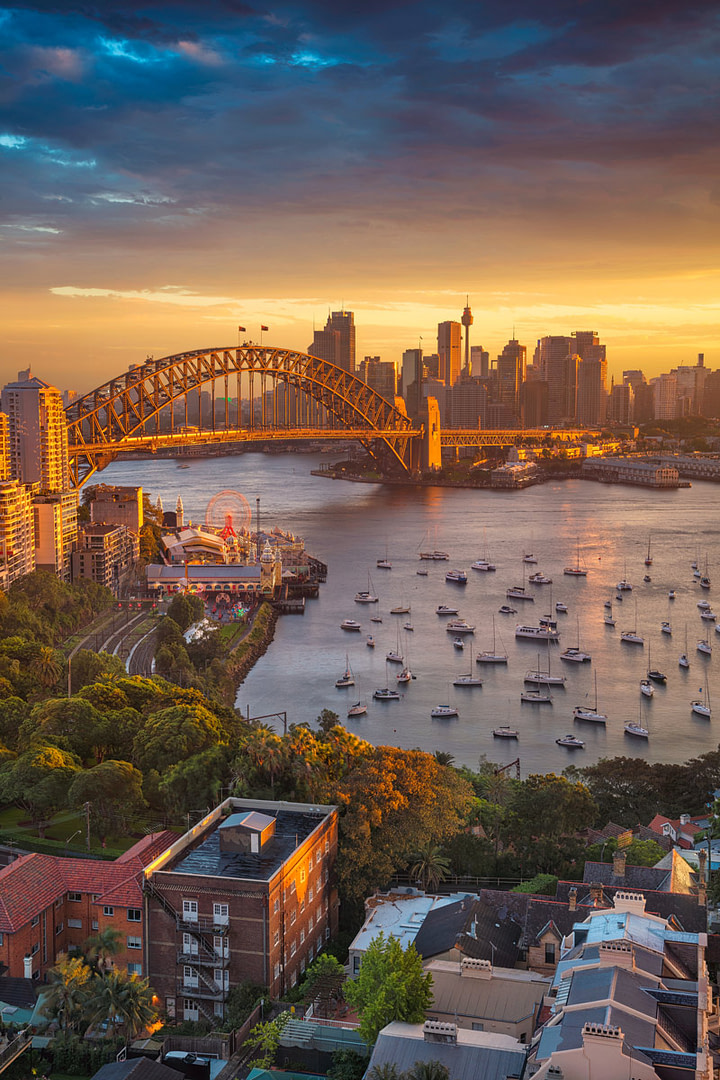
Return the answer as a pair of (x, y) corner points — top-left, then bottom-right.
(177, 949), (230, 968)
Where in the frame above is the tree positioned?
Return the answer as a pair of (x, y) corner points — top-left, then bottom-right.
(316, 709), (340, 734)
(84, 927), (124, 973)
(39, 955), (94, 1034)
(408, 844), (451, 891)
(327, 1050), (370, 1080)
(0, 743), (80, 833)
(242, 1011), (290, 1068)
(68, 649), (126, 694)
(87, 969), (158, 1038)
(343, 933), (433, 1046)
(132, 703), (225, 773)
(166, 593), (204, 632)
(158, 745), (230, 817)
(404, 1063), (449, 1080)
(30, 646), (63, 690)
(369, 1066), (400, 1080)
(69, 760), (147, 844)
(23, 696), (133, 764)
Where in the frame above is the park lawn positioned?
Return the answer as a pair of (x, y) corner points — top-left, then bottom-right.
(0, 804), (147, 858)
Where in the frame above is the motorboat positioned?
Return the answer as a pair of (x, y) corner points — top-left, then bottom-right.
(625, 721), (649, 739)
(452, 638), (464, 650)
(386, 650), (404, 664)
(340, 619), (362, 631)
(679, 653), (690, 668)
(668, 590), (676, 599)
(436, 604), (459, 616)
(715, 624), (720, 635)
(522, 553), (538, 564)
(471, 559), (496, 572)
(521, 689), (552, 703)
(416, 568), (429, 576)
(431, 704), (458, 718)
(506, 586), (534, 601)
(529, 572), (552, 584)
(390, 604), (411, 614)
(493, 725), (519, 738)
(445, 569), (468, 584)
(366, 635), (375, 648)
(555, 602), (568, 613)
(498, 605), (518, 615)
(396, 667), (413, 683)
(561, 647), (591, 662)
(376, 558), (392, 570)
(373, 687), (400, 700)
(620, 630), (644, 645)
(701, 610), (717, 621)
(604, 607), (616, 626)
(645, 538), (653, 566)
(403, 622), (414, 631)
(556, 734), (585, 748)
(617, 580), (633, 591)
(691, 684), (711, 718)
(640, 678), (654, 697)
(604, 600), (612, 609)
(615, 594), (623, 602)
(647, 669), (667, 683)
(515, 624), (560, 641)
(419, 550), (449, 560)
(539, 615), (558, 629)
(446, 619), (475, 634)
(701, 577), (711, 590)
(371, 615), (383, 623)
(698, 599), (711, 610)
(643, 575), (651, 583)
(661, 621), (672, 634)
(697, 638), (712, 655)
(354, 590), (378, 604)
(347, 701), (367, 717)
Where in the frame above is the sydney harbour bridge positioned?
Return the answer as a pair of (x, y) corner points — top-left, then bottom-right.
(65, 345), (590, 488)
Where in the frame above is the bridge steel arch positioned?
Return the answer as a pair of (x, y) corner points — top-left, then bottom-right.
(65, 345), (418, 488)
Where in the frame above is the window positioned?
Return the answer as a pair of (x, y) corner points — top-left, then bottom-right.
(325, 841), (329, 854)
(324, 869), (329, 883)
(92, 894), (101, 902)
(290, 882), (296, 895)
(316, 906), (322, 921)
(274, 962), (280, 980)
(300, 869), (306, 883)
(56, 922), (63, 935)
(213, 902), (229, 925)
(300, 899), (305, 912)
(68, 918), (82, 929)
(92, 920), (99, 931)
(325, 927), (330, 940)
(290, 910), (297, 926)
(317, 935), (322, 951)
(274, 930), (280, 946)
(103, 906), (114, 917)
(309, 886), (314, 902)
(127, 936), (142, 950)
(300, 929), (305, 944)
(31, 943), (39, 955)
(308, 915), (314, 930)
(182, 934), (198, 955)
(274, 898), (280, 914)
(128, 963), (143, 976)
(471, 1023), (484, 1032)
(182, 900), (198, 923)
(213, 936), (228, 959)
(127, 908), (142, 922)
(55, 897), (63, 909)
(31, 916), (39, 928)
(68, 892), (82, 903)
(315, 851), (321, 866)
(545, 942), (556, 964)
(353, 956), (360, 975)
(290, 941), (297, 957)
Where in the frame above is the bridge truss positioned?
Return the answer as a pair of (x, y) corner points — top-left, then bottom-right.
(65, 345), (419, 487)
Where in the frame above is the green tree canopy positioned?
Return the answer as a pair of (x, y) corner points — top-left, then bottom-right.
(344, 933), (433, 1046)
(0, 743), (80, 831)
(68, 760), (147, 843)
(132, 703), (225, 773)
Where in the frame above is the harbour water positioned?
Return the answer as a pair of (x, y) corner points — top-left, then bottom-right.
(103, 452), (720, 772)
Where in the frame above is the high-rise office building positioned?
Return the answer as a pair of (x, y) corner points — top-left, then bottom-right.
(448, 377), (488, 429)
(34, 491), (79, 583)
(401, 348), (424, 418)
(534, 337), (578, 422)
(437, 322), (462, 386)
(1, 374), (70, 492)
(358, 357), (396, 402)
(653, 373), (678, 420)
(0, 413), (8, 482)
(520, 381), (549, 428)
(496, 339), (526, 418)
(0, 479), (35, 587)
(307, 310), (356, 374)
(576, 357), (608, 425)
(470, 346), (489, 379)
(608, 382), (634, 425)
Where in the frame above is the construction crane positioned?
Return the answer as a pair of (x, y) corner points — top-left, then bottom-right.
(493, 757), (520, 780)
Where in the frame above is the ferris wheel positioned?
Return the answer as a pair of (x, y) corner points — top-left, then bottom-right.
(205, 490), (252, 537)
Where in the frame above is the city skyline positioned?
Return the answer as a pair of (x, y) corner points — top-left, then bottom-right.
(1, 1), (718, 390)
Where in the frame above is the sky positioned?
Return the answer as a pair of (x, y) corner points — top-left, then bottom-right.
(1, 0), (718, 393)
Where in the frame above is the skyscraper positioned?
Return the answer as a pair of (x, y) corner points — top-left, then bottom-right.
(534, 336), (578, 422)
(437, 322), (462, 386)
(307, 310), (356, 374)
(496, 339), (526, 418)
(470, 345), (489, 378)
(1, 374), (70, 492)
(358, 357), (396, 402)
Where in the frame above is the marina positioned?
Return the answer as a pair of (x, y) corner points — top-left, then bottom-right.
(102, 452), (720, 773)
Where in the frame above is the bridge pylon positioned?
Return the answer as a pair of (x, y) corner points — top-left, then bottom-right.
(421, 396), (442, 472)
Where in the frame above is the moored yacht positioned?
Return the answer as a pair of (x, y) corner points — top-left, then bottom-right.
(436, 604), (459, 616)
(340, 619), (362, 631)
(373, 687), (400, 700)
(431, 704), (458, 718)
(445, 569), (468, 584)
(507, 585), (535, 601)
(446, 618), (475, 634)
(515, 624), (560, 641)
(556, 733), (585, 748)
(471, 559), (496, 572)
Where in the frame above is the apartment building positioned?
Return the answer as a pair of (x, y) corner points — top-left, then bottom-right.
(144, 798), (339, 1024)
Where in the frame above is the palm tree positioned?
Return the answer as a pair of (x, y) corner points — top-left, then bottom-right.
(408, 844), (451, 891)
(31, 646), (62, 689)
(39, 955), (93, 1034)
(403, 1061), (449, 1080)
(369, 1066), (400, 1080)
(88, 969), (158, 1039)
(434, 751), (455, 767)
(84, 926), (123, 973)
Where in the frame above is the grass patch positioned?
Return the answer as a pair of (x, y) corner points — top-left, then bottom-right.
(0, 806), (155, 859)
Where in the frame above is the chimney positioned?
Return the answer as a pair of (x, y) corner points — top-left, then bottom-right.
(598, 942), (635, 970)
(23, 955), (32, 980)
(423, 1021), (457, 1045)
(612, 850), (627, 880)
(680, 813), (691, 826)
(698, 849), (708, 907)
(460, 958), (492, 980)
(613, 890), (646, 915)
(589, 882), (603, 906)
(568, 887), (577, 912)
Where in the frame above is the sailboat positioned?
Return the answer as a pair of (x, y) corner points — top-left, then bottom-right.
(573, 671), (607, 723)
(335, 655), (355, 688)
(604, 603), (616, 627)
(563, 537), (588, 577)
(646, 641), (667, 683)
(679, 625), (690, 668)
(645, 535), (653, 566)
(376, 542), (392, 570)
(691, 682), (711, 718)
(507, 562), (534, 602)
(472, 529), (496, 572)
(525, 644), (566, 686)
(640, 677), (654, 698)
(620, 598), (644, 645)
(347, 699), (367, 717)
(453, 642), (483, 686)
(476, 616), (508, 664)
(521, 687), (553, 703)
(625, 700), (649, 739)
(697, 632), (712, 656)
(354, 571), (379, 604)
(561, 617), (591, 662)
(617, 560), (633, 591)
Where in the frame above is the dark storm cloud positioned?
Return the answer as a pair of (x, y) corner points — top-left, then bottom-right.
(0, 0), (717, 243)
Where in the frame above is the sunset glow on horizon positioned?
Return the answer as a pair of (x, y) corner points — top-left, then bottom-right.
(1, 0), (718, 392)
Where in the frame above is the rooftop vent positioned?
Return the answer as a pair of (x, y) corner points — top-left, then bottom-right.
(582, 1022), (623, 1041)
(423, 1021), (457, 1045)
(598, 942), (634, 969)
(460, 958), (492, 980)
(612, 891), (646, 915)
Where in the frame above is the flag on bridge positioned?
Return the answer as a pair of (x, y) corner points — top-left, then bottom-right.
(238, 326), (246, 332)
(261, 325), (269, 331)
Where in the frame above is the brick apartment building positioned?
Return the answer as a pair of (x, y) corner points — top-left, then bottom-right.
(0, 832), (176, 981)
(144, 799), (339, 1024)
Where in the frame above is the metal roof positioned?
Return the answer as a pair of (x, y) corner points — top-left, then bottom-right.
(367, 1022), (526, 1080)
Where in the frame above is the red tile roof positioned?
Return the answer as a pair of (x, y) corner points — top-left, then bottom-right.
(117, 831), (177, 867)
